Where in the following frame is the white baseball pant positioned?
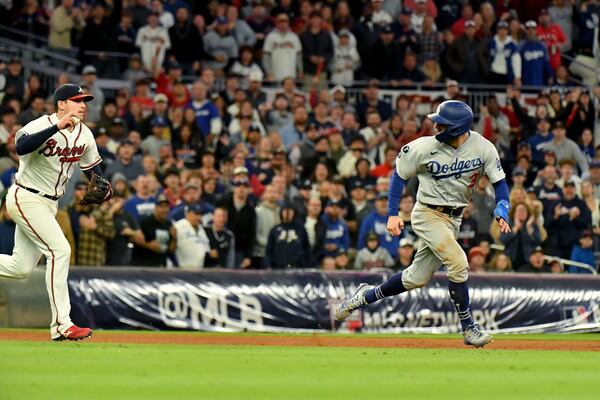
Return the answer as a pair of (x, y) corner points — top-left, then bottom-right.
(0, 185), (73, 338)
(401, 202), (469, 290)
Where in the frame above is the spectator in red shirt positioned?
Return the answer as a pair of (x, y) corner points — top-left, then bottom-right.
(154, 61), (183, 98)
(370, 147), (397, 178)
(129, 78), (155, 119)
(451, 3), (474, 38)
(536, 8), (567, 70)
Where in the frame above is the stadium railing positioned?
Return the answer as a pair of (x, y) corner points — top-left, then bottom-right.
(490, 243), (598, 274)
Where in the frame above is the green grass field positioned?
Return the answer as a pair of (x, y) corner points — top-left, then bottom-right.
(1, 332), (600, 400)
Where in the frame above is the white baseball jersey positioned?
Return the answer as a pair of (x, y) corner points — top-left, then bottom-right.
(263, 30), (302, 80)
(15, 113), (102, 198)
(396, 131), (505, 207)
(173, 218), (210, 269)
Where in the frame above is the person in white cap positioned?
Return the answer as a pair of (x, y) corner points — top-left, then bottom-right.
(331, 29), (360, 86)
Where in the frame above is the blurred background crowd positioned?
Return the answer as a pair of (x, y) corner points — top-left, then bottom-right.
(1, 0), (600, 274)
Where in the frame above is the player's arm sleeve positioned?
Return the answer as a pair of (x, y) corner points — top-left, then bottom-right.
(389, 144), (417, 216)
(492, 180), (510, 222)
(357, 218), (369, 249)
(484, 142), (510, 221)
(15, 124), (59, 156)
(79, 139), (103, 171)
(483, 142), (506, 184)
(395, 144), (419, 180)
(388, 170), (406, 216)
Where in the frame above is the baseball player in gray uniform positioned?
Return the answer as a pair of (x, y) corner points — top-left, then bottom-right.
(0, 84), (112, 341)
(336, 100), (512, 347)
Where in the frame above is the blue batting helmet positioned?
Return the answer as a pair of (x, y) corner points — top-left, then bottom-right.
(427, 100), (473, 140)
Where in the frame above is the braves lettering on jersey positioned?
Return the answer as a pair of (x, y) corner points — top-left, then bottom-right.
(396, 131), (505, 207)
(263, 30), (302, 81)
(15, 114), (101, 198)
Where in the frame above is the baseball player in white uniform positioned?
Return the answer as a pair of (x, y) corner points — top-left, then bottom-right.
(0, 83), (112, 341)
(336, 100), (512, 347)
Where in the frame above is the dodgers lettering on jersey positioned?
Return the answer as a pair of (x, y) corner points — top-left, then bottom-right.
(396, 131), (505, 207)
(15, 114), (102, 198)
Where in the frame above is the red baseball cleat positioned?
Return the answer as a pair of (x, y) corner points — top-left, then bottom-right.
(52, 325), (93, 341)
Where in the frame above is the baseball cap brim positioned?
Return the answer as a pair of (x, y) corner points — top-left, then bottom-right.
(427, 113), (453, 125)
(67, 93), (95, 102)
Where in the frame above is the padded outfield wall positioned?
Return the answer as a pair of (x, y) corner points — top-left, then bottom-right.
(1, 268), (600, 334)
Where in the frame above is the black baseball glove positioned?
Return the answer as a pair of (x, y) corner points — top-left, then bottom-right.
(80, 172), (112, 205)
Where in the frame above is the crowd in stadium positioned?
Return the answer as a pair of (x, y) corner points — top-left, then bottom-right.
(1, 0), (600, 273)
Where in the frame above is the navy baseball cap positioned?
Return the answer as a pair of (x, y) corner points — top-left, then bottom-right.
(591, 160), (600, 169)
(376, 192), (389, 200)
(150, 116), (168, 127)
(53, 83), (94, 104)
(186, 203), (203, 214)
(216, 16), (228, 24)
(350, 180), (363, 191)
(326, 198), (341, 207)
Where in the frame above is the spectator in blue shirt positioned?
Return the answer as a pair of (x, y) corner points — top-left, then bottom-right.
(569, 230), (595, 273)
(321, 199), (350, 258)
(520, 23), (553, 86)
(528, 118), (554, 165)
(357, 192), (399, 258)
(187, 80), (222, 143)
(124, 175), (158, 221)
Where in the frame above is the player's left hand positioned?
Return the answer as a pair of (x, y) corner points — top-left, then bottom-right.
(387, 216), (404, 236)
(497, 217), (512, 233)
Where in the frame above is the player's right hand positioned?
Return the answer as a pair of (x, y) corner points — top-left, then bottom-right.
(57, 112), (78, 130)
(387, 216), (404, 237)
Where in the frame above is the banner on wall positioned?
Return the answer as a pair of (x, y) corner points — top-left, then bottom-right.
(68, 268), (600, 334)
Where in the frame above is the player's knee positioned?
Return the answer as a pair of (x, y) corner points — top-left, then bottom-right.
(402, 274), (429, 290)
(53, 241), (71, 260)
(447, 265), (468, 283)
(444, 252), (468, 282)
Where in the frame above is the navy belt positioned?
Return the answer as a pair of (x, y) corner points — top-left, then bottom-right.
(425, 203), (464, 217)
(16, 183), (60, 201)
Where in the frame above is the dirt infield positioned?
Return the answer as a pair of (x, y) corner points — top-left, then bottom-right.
(1, 330), (599, 351)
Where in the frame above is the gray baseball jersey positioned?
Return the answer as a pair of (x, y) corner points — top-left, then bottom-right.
(396, 131), (505, 207)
